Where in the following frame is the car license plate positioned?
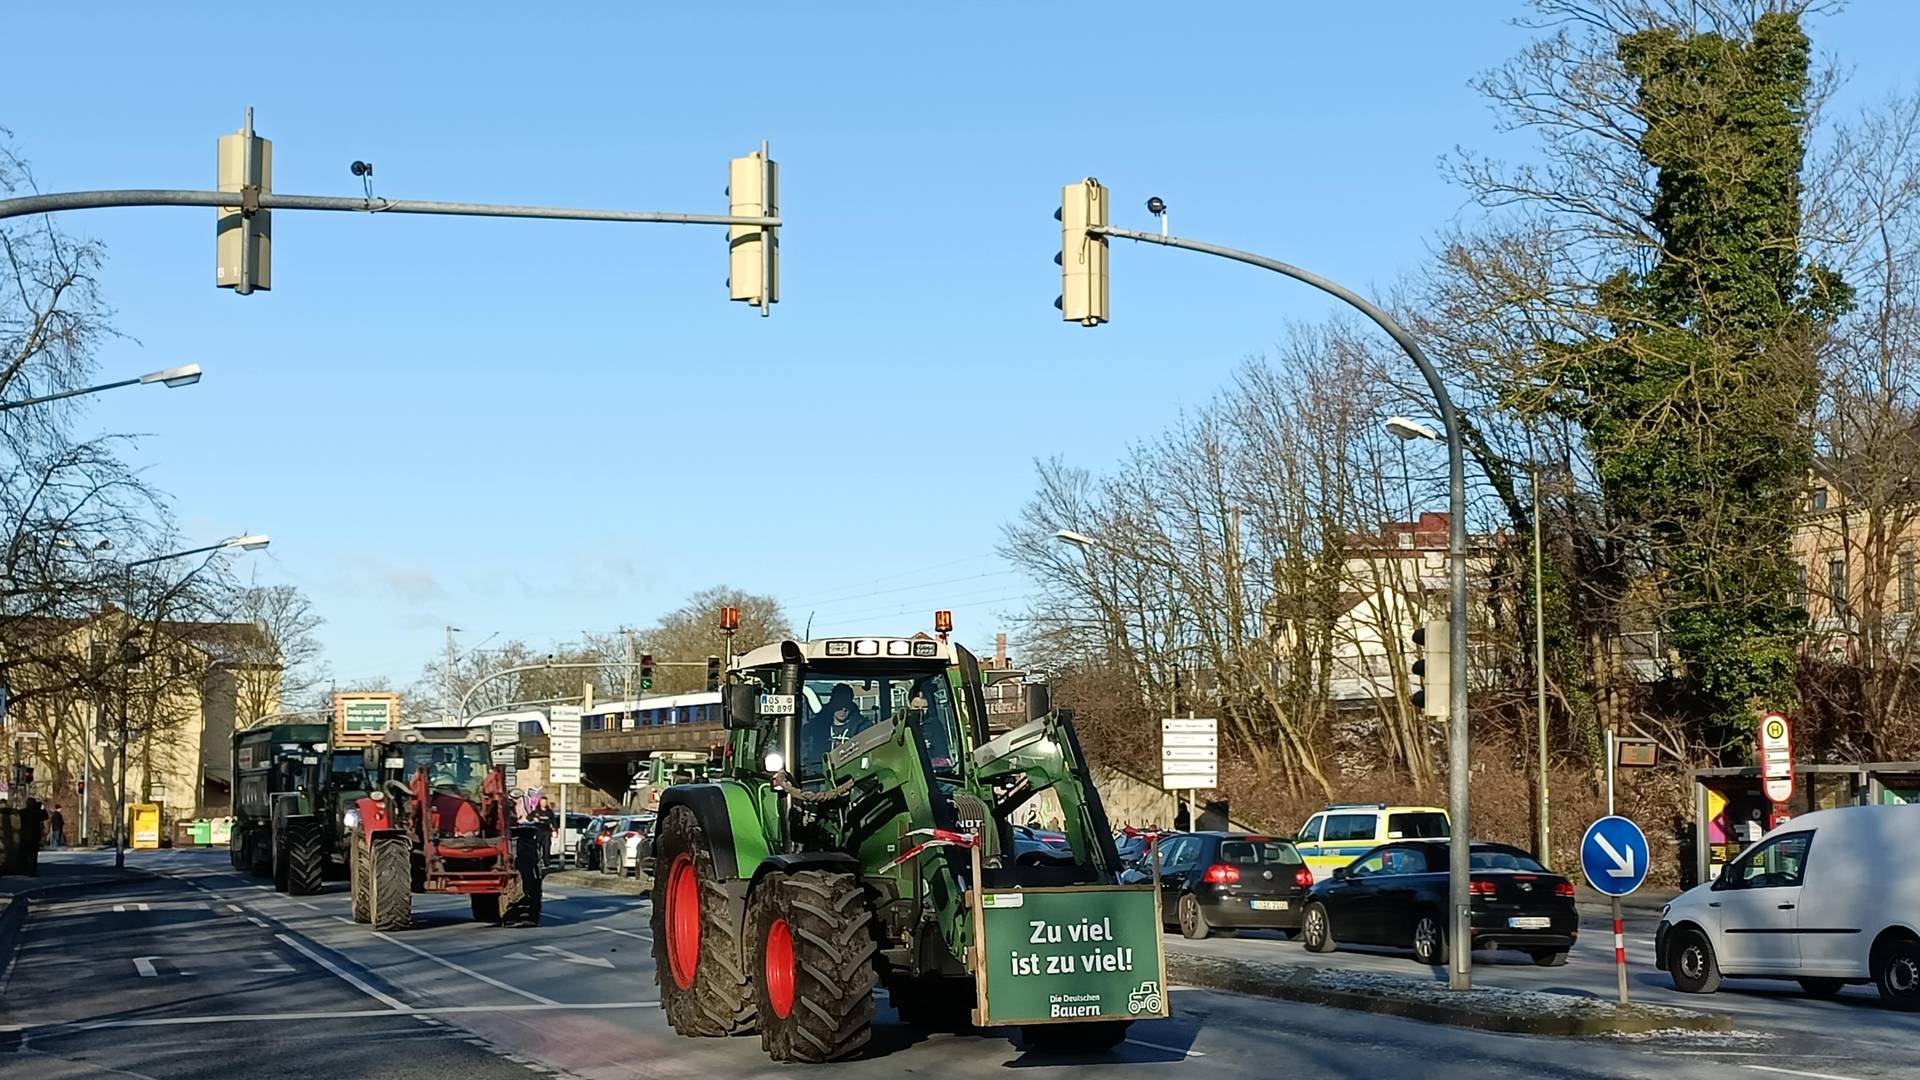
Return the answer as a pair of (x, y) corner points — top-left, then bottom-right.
(1508, 916), (1550, 929)
(1251, 900), (1288, 911)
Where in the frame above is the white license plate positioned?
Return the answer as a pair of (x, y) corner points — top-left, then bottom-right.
(1508, 916), (1551, 929)
(1250, 900), (1289, 911)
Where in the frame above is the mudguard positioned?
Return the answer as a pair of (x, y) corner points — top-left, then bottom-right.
(657, 780), (771, 880)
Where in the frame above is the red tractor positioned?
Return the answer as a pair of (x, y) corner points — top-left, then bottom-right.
(345, 724), (542, 929)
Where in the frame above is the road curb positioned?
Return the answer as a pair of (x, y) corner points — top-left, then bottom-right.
(1167, 953), (1731, 1036)
(549, 869), (651, 896)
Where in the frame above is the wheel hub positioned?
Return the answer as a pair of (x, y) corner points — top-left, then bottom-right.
(667, 854), (701, 990)
(1415, 918), (1438, 957)
(1891, 956), (1919, 994)
(1680, 945), (1704, 979)
(765, 916), (796, 1019)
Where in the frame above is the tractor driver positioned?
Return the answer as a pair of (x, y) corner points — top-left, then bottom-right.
(799, 683), (871, 778)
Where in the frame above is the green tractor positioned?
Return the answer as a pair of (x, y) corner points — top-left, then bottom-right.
(229, 723), (366, 894)
(651, 633), (1163, 1063)
(624, 750), (712, 814)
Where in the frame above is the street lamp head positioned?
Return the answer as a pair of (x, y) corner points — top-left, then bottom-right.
(222, 534), (270, 552)
(1385, 416), (1442, 442)
(1053, 529), (1098, 548)
(140, 363), (203, 389)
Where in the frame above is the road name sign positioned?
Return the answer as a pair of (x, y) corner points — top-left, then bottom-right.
(1160, 717), (1217, 790)
(1580, 815), (1649, 897)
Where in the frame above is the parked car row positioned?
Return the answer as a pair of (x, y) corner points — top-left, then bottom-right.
(571, 812), (654, 875)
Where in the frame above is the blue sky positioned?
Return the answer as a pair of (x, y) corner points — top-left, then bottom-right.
(7, 2), (1918, 688)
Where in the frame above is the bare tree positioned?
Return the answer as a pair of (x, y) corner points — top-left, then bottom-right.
(227, 582), (327, 726)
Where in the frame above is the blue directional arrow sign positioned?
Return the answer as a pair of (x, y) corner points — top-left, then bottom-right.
(1580, 815), (1650, 897)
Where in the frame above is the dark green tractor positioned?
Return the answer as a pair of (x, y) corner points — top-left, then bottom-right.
(229, 724), (365, 895)
(651, 634), (1148, 1063)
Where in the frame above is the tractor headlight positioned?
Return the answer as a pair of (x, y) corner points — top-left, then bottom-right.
(764, 750), (786, 774)
(343, 808), (361, 830)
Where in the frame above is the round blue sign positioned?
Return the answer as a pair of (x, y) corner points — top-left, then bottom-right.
(1579, 815), (1650, 897)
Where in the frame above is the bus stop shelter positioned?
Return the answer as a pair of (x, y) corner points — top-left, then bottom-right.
(1688, 761), (1920, 886)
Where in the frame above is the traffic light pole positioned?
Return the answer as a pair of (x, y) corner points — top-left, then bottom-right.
(1091, 224), (1475, 991)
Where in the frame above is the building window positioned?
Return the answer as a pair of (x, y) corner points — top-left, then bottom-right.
(1794, 565), (1808, 611)
(1901, 551), (1916, 615)
(1829, 558), (1848, 618)
(1811, 487), (1829, 511)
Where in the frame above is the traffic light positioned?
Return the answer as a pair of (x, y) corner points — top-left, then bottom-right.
(1057, 177), (1109, 326)
(728, 149), (779, 311)
(706, 655), (722, 693)
(1409, 617), (1451, 720)
(11, 764), (31, 788)
(640, 653), (655, 692)
(216, 113), (272, 294)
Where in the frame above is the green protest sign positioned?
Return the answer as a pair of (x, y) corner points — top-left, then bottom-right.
(973, 884), (1169, 1025)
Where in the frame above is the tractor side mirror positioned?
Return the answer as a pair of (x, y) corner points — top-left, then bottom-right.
(1023, 682), (1052, 722)
(723, 684), (760, 729)
(515, 747), (531, 770)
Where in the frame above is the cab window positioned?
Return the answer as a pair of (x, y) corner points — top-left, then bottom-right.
(1723, 832), (1813, 890)
(1218, 838), (1303, 866)
(1386, 811), (1449, 839)
(1324, 814), (1378, 843)
(1296, 816), (1324, 844)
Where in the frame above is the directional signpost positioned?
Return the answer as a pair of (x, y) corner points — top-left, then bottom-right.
(1161, 718), (1217, 831)
(1580, 815), (1650, 1005)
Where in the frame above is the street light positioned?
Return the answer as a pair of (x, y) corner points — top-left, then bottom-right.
(0, 363), (204, 412)
(1385, 416), (1441, 442)
(108, 532), (269, 869)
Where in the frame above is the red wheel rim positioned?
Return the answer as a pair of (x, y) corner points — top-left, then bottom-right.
(764, 916), (796, 1019)
(667, 854), (701, 990)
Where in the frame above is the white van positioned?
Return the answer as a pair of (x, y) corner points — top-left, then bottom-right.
(1657, 803), (1920, 1009)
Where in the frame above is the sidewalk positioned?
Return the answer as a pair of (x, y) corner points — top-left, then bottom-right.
(0, 855), (157, 900)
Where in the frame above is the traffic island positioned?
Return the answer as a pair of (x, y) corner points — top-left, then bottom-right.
(548, 868), (651, 896)
(1168, 953), (1731, 1036)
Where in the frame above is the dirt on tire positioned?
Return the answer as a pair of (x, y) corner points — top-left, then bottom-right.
(371, 834), (413, 931)
(349, 840), (372, 923)
(650, 806), (755, 1037)
(751, 870), (878, 1063)
(285, 821), (326, 896)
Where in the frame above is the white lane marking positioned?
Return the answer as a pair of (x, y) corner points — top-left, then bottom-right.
(1126, 1038), (1205, 1058)
(113, 904), (150, 912)
(1742, 1068), (1865, 1080)
(544, 892), (569, 900)
(595, 925), (651, 941)
(249, 885), (270, 890)
(371, 932), (559, 1005)
(40, 1002), (657, 1032)
(276, 934), (407, 1010)
(133, 957), (159, 977)
(248, 917), (269, 928)
(225, 905), (244, 913)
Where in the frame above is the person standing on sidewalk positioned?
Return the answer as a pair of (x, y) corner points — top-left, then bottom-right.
(48, 804), (66, 849)
(20, 798), (46, 875)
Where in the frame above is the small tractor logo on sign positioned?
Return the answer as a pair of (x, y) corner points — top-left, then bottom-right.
(1128, 981), (1163, 1015)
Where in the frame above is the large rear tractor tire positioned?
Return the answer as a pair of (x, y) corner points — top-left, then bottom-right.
(349, 840), (372, 924)
(370, 834), (413, 932)
(1019, 1020), (1130, 1054)
(285, 821), (326, 896)
(750, 871), (878, 1063)
(471, 893), (503, 923)
(501, 830), (544, 928)
(650, 807), (755, 1037)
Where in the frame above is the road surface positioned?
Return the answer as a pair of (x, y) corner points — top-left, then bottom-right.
(0, 849), (1910, 1079)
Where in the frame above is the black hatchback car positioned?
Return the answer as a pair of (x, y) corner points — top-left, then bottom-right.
(1154, 832), (1314, 939)
(1300, 841), (1577, 966)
